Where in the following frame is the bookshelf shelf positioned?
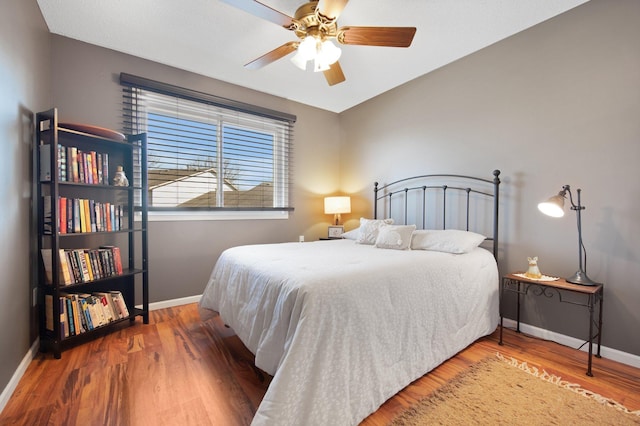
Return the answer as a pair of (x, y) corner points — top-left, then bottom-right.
(35, 107), (149, 359)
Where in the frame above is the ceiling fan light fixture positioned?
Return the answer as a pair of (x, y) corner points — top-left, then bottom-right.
(298, 36), (317, 60)
(312, 39), (341, 72)
(290, 50), (309, 70)
(320, 39), (342, 64)
(313, 56), (331, 72)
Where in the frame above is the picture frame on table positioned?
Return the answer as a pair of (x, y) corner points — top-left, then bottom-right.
(328, 225), (344, 239)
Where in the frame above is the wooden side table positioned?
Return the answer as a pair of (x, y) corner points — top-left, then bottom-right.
(499, 273), (604, 376)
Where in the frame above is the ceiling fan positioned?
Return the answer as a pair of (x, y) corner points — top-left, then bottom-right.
(222, 0), (417, 86)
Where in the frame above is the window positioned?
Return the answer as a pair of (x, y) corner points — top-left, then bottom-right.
(121, 73), (295, 217)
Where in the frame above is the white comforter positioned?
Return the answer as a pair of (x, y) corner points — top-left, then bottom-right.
(199, 239), (499, 426)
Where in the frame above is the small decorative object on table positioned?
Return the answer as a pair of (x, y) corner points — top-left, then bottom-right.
(113, 165), (129, 187)
(328, 225), (344, 239)
(525, 256), (542, 279)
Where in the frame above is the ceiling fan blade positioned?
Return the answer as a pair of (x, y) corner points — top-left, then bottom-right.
(337, 26), (417, 47)
(317, 0), (349, 21)
(220, 0), (294, 28)
(323, 61), (346, 86)
(245, 41), (299, 70)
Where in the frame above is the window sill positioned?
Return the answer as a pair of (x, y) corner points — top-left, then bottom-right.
(145, 210), (290, 222)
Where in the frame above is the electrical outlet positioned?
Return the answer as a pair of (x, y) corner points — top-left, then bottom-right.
(32, 287), (38, 307)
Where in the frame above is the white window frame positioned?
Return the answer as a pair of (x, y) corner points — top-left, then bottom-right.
(121, 73), (295, 221)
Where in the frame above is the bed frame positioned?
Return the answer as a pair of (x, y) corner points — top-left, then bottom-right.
(374, 170), (501, 259)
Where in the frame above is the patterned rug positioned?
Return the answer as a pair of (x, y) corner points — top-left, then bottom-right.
(390, 353), (640, 425)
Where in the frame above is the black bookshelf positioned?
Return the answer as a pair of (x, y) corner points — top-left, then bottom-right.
(35, 108), (148, 358)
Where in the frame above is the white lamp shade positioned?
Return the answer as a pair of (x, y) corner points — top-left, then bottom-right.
(290, 50), (308, 70)
(324, 196), (351, 214)
(538, 194), (565, 217)
(298, 36), (316, 60)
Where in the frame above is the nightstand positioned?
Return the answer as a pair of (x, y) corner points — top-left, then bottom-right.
(499, 273), (604, 376)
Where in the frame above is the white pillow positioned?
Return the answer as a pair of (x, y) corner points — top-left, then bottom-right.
(341, 228), (360, 240)
(374, 224), (416, 250)
(411, 229), (486, 254)
(356, 218), (394, 245)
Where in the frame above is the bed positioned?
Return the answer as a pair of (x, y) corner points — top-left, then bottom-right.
(199, 170), (502, 426)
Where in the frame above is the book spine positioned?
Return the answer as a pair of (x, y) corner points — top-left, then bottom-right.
(71, 146), (79, 183)
(58, 196), (67, 234)
(110, 291), (130, 318)
(103, 153), (109, 185)
(58, 144), (67, 182)
(96, 153), (103, 185)
(60, 297), (68, 338)
(65, 297), (75, 336)
(79, 297), (94, 331)
(91, 151), (98, 184)
(58, 249), (72, 285)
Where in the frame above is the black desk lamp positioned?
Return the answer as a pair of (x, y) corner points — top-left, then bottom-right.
(538, 185), (597, 286)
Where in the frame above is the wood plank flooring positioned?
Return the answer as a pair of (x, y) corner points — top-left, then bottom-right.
(1, 303), (639, 425)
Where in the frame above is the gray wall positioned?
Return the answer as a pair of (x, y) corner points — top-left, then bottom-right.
(49, 36), (343, 303)
(0, 0), (51, 401)
(340, 0), (640, 356)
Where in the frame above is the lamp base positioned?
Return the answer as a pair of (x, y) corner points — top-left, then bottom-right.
(566, 270), (598, 286)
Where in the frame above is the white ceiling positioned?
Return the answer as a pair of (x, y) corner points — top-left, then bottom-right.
(37, 0), (588, 113)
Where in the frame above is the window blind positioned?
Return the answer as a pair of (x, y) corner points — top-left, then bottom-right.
(121, 73), (295, 212)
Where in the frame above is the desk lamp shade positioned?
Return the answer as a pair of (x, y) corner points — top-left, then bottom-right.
(324, 196), (351, 225)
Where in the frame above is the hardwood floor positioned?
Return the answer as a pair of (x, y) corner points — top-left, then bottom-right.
(1, 303), (639, 425)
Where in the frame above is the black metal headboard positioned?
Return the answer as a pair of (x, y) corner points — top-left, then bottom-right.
(374, 170), (501, 259)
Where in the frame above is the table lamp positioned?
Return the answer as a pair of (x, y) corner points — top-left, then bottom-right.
(537, 185), (597, 286)
(324, 196), (351, 225)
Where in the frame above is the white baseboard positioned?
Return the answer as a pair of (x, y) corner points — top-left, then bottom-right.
(0, 338), (39, 414)
(501, 318), (640, 369)
(136, 294), (202, 311)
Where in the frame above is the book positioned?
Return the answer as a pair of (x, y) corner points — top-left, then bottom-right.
(100, 246), (123, 275)
(63, 294), (82, 334)
(86, 152), (93, 184)
(95, 202), (103, 232)
(77, 150), (85, 183)
(67, 197), (73, 235)
(67, 249), (81, 283)
(61, 297), (69, 338)
(74, 249), (90, 282)
(84, 199), (92, 233)
(96, 153), (103, 184)
(91, 151), (98, 184)
(58, 144), (67, 181)
(89, 295), (107, 327)
(105, 202), (112, 231)
(77, 294), (94, 331)
(72, 294), (88, 334)
(70, 146), (79, 182)
(110, 291), (130, 318)
(58, 196), (67, 234)
(95, 293), (115, 323)
(65, 296), (75, 336)
(102, 153), (109, 185)
(58, 249), (73, 285)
